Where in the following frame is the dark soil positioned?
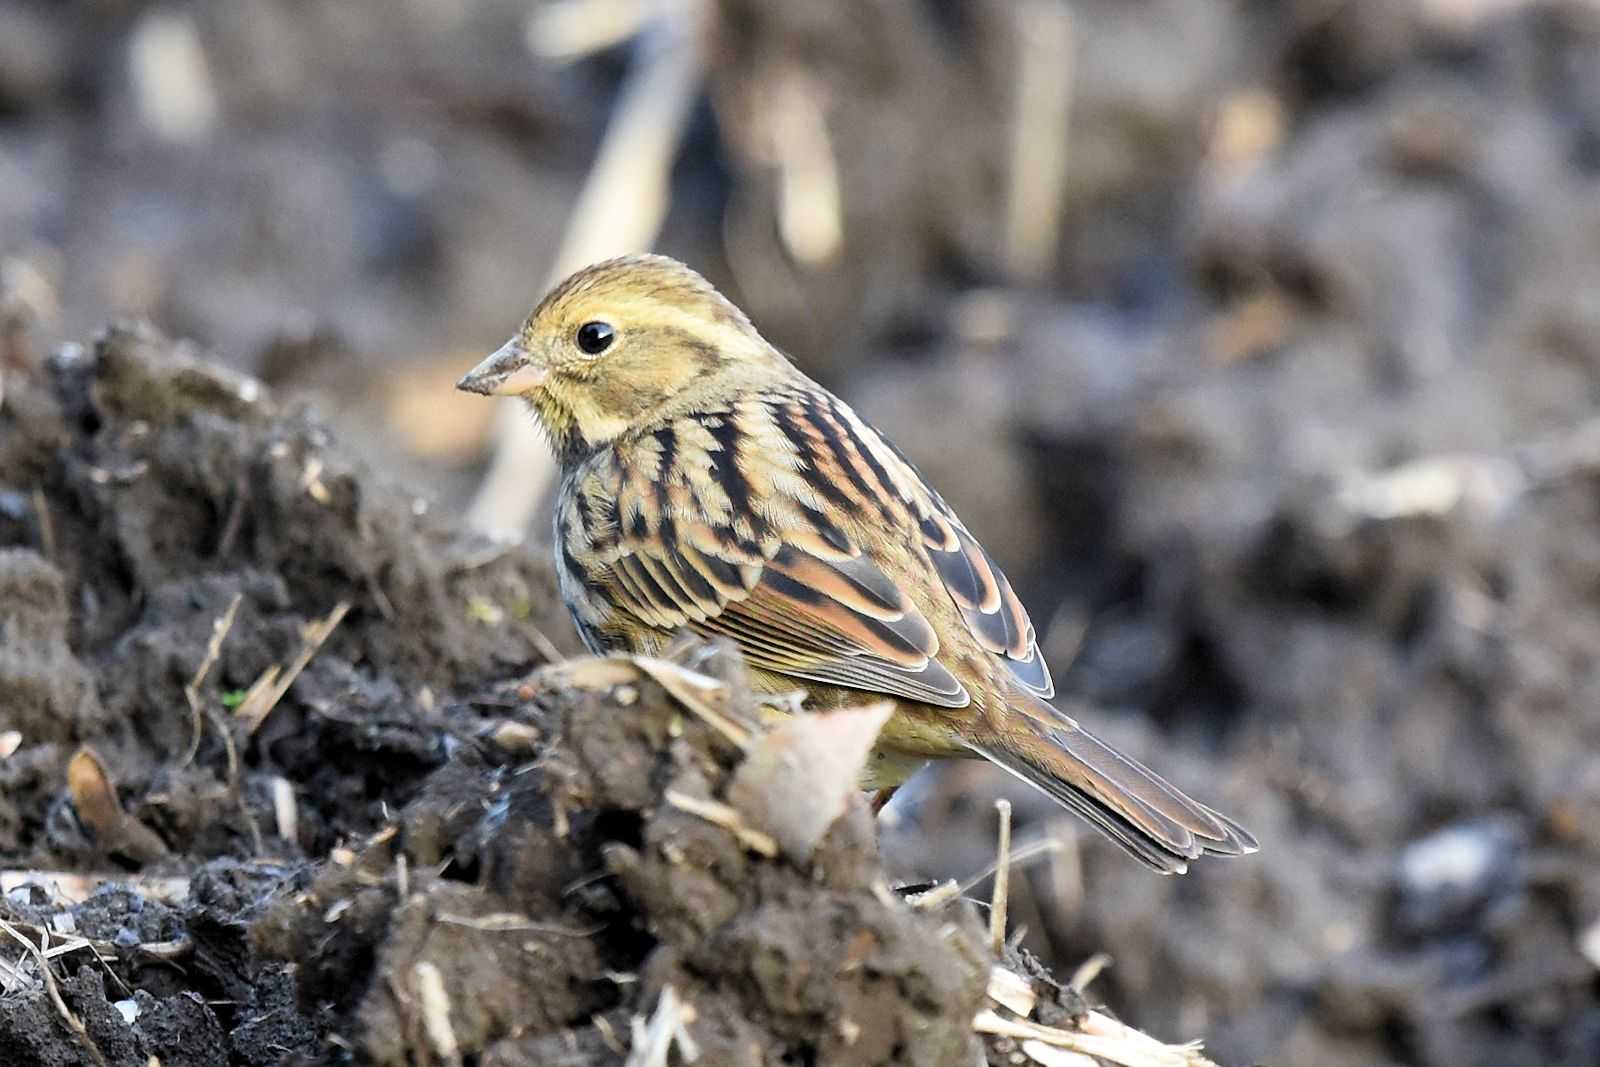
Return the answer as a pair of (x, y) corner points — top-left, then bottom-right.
(6, 2), (1600, 1066)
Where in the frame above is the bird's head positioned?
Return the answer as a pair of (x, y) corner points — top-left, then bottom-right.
(457, 255), (780, 459)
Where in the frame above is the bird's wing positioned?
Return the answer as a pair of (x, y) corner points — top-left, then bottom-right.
(560, 389), (1051, 706)
(761, 387), (1053, 698)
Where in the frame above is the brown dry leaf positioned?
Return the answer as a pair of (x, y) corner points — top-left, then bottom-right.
(725, 701), (893, 863)
(65, 748), (169, 863)
(66, 748), (127, 841)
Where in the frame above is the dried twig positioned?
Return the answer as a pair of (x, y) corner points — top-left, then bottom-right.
(988, 965), (1038, 1017)
(974, 1008), (1215, 1067)
(664, 788), (779, 858)
(632, 656), (758, 748)
(434, 912), (602, 938)
(1068, 952), (1111, 993)
(0, 918), (111, 1067)
(990, 799), (1013, 956)
(270, 776), (298, 844)
(31, 487), (55, 559)
(909, 835), (1063, 913)
(181, 592), (243, 766)
(907, 879), (964, 911)
(625, 985), (699, 1067)
(413, 961), (462, 1067)
(1004, 0), (1075, 281)
(528, 0), (652, 62)
(234, 600), (350, 736)
(0, 870), (190, 903)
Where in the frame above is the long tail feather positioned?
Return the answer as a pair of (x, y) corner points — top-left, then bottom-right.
(972, 696), (1257, 874)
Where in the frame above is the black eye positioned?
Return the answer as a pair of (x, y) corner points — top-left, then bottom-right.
(575, 321), (614, 355)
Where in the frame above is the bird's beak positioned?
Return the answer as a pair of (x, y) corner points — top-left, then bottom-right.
(456, 338), (548, 397)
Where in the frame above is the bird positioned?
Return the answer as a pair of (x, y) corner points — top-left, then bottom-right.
(457, 254), (1256, 873)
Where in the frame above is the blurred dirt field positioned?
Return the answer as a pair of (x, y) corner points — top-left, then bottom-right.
(4, 2), (1600, 1065)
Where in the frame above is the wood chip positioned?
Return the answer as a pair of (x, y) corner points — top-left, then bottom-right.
(413, 961), (461, 1067)
(988, 965), (1037, 1018)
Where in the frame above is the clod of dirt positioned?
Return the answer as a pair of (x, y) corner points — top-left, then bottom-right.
(0, 320), (574, 869)
(254, 654), (993, 1065)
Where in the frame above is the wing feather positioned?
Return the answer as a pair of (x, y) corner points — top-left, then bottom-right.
(560, 390), (1047, 708)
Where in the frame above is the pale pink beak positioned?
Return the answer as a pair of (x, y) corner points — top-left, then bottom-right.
(456, 339), (549, 397)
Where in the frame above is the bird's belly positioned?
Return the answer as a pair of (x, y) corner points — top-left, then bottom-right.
(858, 745), (933, 791)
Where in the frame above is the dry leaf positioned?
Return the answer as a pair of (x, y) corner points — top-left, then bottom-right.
(66, 747), (170, 863)
(66, 748), (127, 840)
(726, 701), (893, 862)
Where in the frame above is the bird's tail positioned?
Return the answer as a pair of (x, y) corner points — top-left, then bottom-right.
(970, 692), (1257, 874)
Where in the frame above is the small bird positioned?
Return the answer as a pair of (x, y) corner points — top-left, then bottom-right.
(458, 255), (1256, 873)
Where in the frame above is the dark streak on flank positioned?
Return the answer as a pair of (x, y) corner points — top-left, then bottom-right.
(669, 548), (719, 604)
(656, 512), (677, 549)
(559, 538), (590, 585)
(761, 568), (824, 607)
(580, 488), (620, 551)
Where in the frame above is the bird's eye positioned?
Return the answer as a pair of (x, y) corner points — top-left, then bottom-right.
(575, 321), (615, 355)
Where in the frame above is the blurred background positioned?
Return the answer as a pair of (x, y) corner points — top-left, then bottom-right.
(6, 0), (1600, 1063)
